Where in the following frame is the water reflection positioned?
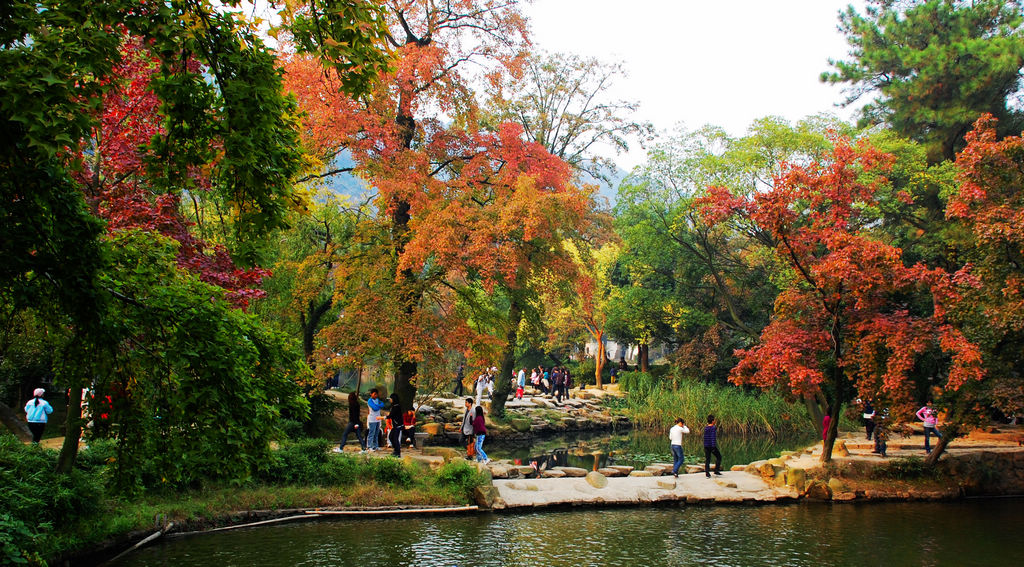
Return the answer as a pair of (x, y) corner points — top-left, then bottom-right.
(113, 499), (1024, 567)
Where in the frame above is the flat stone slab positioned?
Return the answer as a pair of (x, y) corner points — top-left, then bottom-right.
(597, 467), (626, 477)
(540, 469), (566, 478)
(552, 466), (588, 477)
(493, 471), (796, 508)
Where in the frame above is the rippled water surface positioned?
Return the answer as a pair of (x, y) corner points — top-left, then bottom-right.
(112, 498), (1024, 567)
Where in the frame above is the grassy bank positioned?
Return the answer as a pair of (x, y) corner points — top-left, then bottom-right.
(0, 435), (487, 565)
(615, 372), (811, 436)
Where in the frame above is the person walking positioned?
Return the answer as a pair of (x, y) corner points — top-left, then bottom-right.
(669, 417), (690, 477)
(703, 414), (722, 477)
(453, 364), (465, 396)
(460, 397), (475, 458)
(916, 401), (942, 453)
(386, 393), (404, 457)
(472, 405), (489, 463)
(366, 388), (385, 451)
(336, 391), (366, 453)
(24, 388), (53, 444)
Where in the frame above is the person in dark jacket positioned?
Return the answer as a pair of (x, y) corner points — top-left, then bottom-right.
(703, 414), (722, 477)
(336, 391), (366, 452)
(386, 393), (404, 457)
(472, 405), (489, 463)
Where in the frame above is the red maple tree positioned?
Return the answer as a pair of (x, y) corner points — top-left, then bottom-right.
(698, 137), (984, 462)
(74, 36), (269, 309)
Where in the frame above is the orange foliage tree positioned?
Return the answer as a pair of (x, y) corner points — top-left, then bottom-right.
(698, 137), (984, 463)
(283, 1), (595, 411)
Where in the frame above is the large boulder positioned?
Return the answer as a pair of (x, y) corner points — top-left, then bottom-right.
(474, 485), (501, 509)
(804, 480), (833, 500)
(586, 471), (608, 489)
(421, 423), (445, 436)
(786, 467), (807, 492)
(827, 477), (847, 493)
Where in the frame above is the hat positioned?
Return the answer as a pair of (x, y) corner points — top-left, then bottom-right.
(33, 388), (45, 397)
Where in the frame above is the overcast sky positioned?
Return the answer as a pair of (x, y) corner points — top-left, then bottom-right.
(524, 0), (868, 170)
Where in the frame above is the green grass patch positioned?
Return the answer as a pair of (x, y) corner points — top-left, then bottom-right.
(618, 373), (809, 436)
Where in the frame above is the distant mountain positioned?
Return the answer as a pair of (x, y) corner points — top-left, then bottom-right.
(319, 152), (629, 208)
(578, 162), (628, 208)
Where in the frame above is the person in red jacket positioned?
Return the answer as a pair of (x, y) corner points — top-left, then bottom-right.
(472, 405), (489, 463)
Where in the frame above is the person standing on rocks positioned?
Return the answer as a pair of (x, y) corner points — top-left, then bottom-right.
(515, 368), (526, 400)
(475, 372), (488, 405)
(703, 414), (722, 477)
(461, 397), (475, 457)
(916, 401), (942, 453)
(472, 405), (489, 463)
(669, 417), (690, 477)
(553, 368), (565, 404)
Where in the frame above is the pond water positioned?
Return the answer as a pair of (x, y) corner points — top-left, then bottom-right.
(111, 498), (1024, 566)
(474, 429), (818, 471)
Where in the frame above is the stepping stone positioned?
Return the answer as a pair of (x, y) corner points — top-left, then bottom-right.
(685, 464), (706, 474)
(629, 470), (653, 477)
(540, 469), (566, 478)
(552, 466), (588, 477)
(606, 465), (634, 475)
(586, 471), (608, 488)
(598, 467), (625, 477)
(514, 466), (536, 477)
(656, 478), (677, 489)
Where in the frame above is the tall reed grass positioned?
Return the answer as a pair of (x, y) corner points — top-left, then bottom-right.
(618, 371), (809, 437)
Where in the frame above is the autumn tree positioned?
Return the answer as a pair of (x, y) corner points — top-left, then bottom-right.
(697, 137), (984, 463)
(285, 1), (552, 412)
(823, 0), (1024, 162)
(613, 118), (841, 383)
(946, 115), (1024, 432)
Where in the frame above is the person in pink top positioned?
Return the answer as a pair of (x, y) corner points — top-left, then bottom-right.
(916, 401), (942, 453)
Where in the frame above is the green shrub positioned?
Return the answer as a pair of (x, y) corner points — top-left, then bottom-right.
(618, 371), (657, 395)
(434, 460), (487, 495)
(368, 457), (414, 487)
(0, 513), (46, 566)
(258, 438), (331, 485)
(321, 455), (360, 486)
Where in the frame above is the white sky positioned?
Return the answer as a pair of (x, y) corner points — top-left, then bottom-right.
(524, 0), (867, 170)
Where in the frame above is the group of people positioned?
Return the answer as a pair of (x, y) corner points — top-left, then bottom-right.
(857, 399), (942, 456)
(667, 414), (723, 478)
(336, 388), (417, 458)
(453, 364), (577, 405)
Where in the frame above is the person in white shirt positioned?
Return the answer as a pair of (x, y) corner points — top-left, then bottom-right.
(475, 373), (487, 405)
(669, 417), (691, 477)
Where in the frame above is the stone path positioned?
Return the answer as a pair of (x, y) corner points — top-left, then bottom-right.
(492, 470), (796, 509)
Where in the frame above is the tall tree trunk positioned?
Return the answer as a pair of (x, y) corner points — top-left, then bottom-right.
(820, 316), (845, 464)
(820, 402), (840, 464)
(924, 422), (959, 466)
(491, 298), (522, 417)
(638, 343), (649, 373)
(301, 297), (332, 364)
(594, 329), (605, 389)
(56, 386), (83, 473)
(805, 392), (825, 437)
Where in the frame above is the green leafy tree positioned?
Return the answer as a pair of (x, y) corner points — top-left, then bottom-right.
(823, 0), (1024, 162)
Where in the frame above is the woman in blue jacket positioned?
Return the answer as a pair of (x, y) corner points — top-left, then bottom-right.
(24, 388), (53, 443)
